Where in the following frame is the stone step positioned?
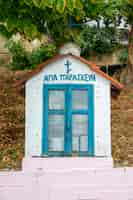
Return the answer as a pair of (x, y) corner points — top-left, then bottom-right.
(22, 157), (114, 172)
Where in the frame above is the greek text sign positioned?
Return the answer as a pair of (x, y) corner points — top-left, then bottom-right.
(44, 60), (96, 82)
(44, 73), (96, 82)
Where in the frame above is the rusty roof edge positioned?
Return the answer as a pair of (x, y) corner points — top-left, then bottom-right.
(14, 53), (124, 90)
(72, 54), (124, 90)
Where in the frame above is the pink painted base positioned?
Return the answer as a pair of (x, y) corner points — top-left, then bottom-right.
(22, 157), (114, 172)
(0, 157), (133, 200)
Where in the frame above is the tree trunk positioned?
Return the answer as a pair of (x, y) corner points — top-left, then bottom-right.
(125, 26), (133, 85)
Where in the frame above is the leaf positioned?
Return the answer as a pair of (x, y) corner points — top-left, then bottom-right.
(56, 0), (66, 13)
(75, 0), (83, 10)
(6, 18), (17, 32)
(24, 23), (38, 39)
(23, 0), (33, 7)
(41, 0), (55, 8)
(75, 11), (85, 20)
(32, 0), (42, 8)
(67, 0), (75, 12)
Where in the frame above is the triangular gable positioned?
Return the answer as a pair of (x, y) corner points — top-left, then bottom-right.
(15, 54), (124, 90)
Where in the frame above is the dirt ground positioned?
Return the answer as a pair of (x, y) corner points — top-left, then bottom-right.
(0, 66), (25, 169)
(112, 87), (133, 167)
(0, 65), (133, 170)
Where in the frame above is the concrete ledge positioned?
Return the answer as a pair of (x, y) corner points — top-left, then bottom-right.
(22, 157), (113, 172)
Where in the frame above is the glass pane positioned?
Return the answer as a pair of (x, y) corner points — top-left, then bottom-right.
(72, 115), (88, 152)
(72, 90), (88, 110)
(48, 115), (64, 152)
(49, 90), (64, 110)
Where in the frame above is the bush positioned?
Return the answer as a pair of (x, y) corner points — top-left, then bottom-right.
(119, 48), (128, 63)
(6, 40), (30, 70)
(30, 43), (56, 68)
(75, 26), (120, 57)
(6, 39), (56, 70)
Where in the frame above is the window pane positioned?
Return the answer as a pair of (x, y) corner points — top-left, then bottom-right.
(49, 90), (64, 110)
(72, 90), (88, 110)
(72, 115), (88, 152)
(48, 115), (64, 152)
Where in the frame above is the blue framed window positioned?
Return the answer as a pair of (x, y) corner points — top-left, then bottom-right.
(42, 84), (94, 156)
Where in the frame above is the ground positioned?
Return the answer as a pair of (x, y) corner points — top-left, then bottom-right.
(112, 87), (133, 167)
(0, 66), (25, 169)
(0, 64), (133, 170)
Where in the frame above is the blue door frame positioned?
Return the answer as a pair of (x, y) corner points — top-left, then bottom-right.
(42, 84), (94, 156)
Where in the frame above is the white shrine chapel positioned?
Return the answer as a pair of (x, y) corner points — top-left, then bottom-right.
(0, 43), (133, 200)
(22, 43), (123, 160)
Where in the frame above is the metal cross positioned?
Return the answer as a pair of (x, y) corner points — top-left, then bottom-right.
(65, 60), (72, 74)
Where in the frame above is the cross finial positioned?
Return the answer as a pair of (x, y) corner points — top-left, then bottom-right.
(65, 60), (72, 74)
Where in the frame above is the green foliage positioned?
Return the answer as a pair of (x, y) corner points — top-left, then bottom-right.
(30, 43), (56, 67)
(6, 40), (30, 70)
(118, 0), (133, 25)
(56, 0), (66, 13)
(0, 0), (113, 42)
(6, 17), (39, 40)
(76, 26), (119, 57)
(0, 25), (12, 38)
(30, 0), (84, 12)
(0, 0), (130, 58)
(6, 40), (56, 70)
(119, 48), (128, 63)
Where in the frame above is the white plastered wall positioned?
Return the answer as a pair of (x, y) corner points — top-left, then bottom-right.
(25, 55), (111, 157)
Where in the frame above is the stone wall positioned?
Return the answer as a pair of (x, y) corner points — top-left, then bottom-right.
(0, 35), (125, 67)
(90, 49), (125, 66)
(0, 36), (10, 64)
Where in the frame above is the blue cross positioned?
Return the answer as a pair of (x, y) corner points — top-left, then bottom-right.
(65, 60), (72, 74)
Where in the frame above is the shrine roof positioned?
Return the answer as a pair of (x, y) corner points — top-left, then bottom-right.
(15, 53), (124, 90)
